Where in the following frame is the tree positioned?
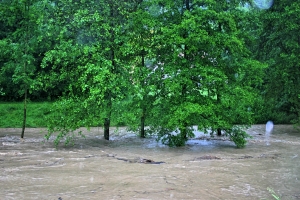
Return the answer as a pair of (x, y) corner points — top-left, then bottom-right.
(0, 0), (45, 137)
(42, 0), (131, 145)
(14, 0), (265, 148)
(145, 0), (264, 147)
(117, 0), (163, 138)
(257, 0), (300, 124)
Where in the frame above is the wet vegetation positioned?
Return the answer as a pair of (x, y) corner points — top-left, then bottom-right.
(0, 102), (52, 128)
(1, 0), (299, 147)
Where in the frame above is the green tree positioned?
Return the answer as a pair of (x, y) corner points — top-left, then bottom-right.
(146, 0), (264, 147)
(0, 0), (46, 137)
(27, 0), (265, 148)
(117, 0), (163, 138)
(42, 0), (131, 145)
(257, 0), (300, 124)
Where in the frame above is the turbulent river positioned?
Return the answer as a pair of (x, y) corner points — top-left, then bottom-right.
(1, 125), (300, 200)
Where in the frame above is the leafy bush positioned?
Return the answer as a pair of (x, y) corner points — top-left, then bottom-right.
(225, 127), (252, 148)
(45, 98), (94, 146)
(153, 127), (194, 147)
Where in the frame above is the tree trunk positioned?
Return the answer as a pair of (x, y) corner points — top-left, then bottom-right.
(104, 117), (110, 140)
(104, 90), (112, 140)
(185, 0), (190, 10)
(21, 87), (27, 139)
(180, 84), (188, 140)
(179, 0), (190, 141)
(103, 1), (115, 141)
(216, 93), (222, 136)
(180, 126), (187, 140)
(21, 1), (29, 139)
(140, 51), (146, 138)
(217, 128), (222, 136)
(140, 107), (146, 138)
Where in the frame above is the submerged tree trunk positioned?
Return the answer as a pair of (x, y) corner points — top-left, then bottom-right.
(21, 87), (27, 139)
(180, 127), (187, 140)
(140, 52), (146, 138)
(217, 128), (222, 136)
(180, 83), (188, 140)
(216, 92), (222, 136)
(21, 1), (29, 139)
(103, 1), (116, 141)
(140, 107), (146, 138)
(103, 93), (112, 140)
(179, 0), (190, 141)
(104, 117), (110, 140)
(104, 89), (112, 140)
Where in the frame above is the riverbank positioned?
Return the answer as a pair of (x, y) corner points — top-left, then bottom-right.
(0, 102), (123, 128)
(0, 102), (52, 128)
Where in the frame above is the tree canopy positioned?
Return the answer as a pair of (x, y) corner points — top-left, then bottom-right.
(1, 0), (299, 147)
(256, 0), (300, 124)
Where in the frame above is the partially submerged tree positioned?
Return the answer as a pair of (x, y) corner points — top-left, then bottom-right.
(118, 0), (163, 138)
(42, 0), (131, 145)
(145, 0), (264, 147)
(40, 0), (264, 148)
(0, 0), (43, 138)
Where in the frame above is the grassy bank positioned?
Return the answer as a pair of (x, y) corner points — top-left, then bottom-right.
(0, 102), (52, 128)
(0, 102), (122, 128)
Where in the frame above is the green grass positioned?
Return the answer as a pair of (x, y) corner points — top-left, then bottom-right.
(0, 101), (124, 128)
(0, 102), (52, 128)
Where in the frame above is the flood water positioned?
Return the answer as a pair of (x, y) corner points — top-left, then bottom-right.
(1, 125), (300, 200)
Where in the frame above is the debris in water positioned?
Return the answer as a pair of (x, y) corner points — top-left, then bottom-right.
(116, 157), (165, 164)
(194, 155), (221, 160)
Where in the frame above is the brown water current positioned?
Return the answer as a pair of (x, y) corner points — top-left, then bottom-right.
(1, 125), (300, 200)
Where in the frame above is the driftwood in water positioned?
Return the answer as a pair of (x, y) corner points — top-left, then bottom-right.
(116, 157), (165, 164)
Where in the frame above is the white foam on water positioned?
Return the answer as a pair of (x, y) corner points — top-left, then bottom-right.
(266, 121), (274, 133)
(265, 121), (274, 145)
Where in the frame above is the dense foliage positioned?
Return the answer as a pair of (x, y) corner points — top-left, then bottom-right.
(1, 0), (299, 147)
(256, 0), (300, 125)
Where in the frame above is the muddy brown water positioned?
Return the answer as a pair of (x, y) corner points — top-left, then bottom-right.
(1, 125), (300, 200)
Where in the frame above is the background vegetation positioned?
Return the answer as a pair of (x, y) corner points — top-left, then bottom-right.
(0, 102), (52, 128)
(1, 0), (299, 147)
